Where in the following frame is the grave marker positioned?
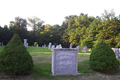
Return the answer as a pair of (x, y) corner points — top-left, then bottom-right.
(82, 46), (87, 52)
(49, 43), (52, 49)
(70, 43), (73, 48)
(112, 48), (119, 58)
(52, 48), (78, 75)
(24, 39), (27, 48)
(76, 46), (80, 51)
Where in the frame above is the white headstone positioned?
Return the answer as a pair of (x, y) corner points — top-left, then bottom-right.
(52, 48), (78, 75)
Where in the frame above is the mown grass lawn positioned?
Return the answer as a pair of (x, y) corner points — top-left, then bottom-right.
(0, 46), (120, 80)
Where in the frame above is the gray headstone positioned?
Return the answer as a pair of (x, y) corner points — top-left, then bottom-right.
(59, 44), (62, 48)
(52, 45), (55, 49)
(49, 43), (52, 49)
(27, 43), (28, 48)
(1, 42), (3, 46)
(76, 46), (80, 51)
(112, 48), (119, 58)
(52, 48), (78, 75)
(82, 46), (87, 52)
(56, 45), (60, 49)
(70, 43), (73, 48)
(44, 44), (46, 48)
(24, 39), (27, 48)
(51, 45), (55, 51)
(36, 44), (38, 47)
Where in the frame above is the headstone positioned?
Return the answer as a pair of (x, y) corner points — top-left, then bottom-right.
(76, 46), (80, 51)
(56, 45), (60, 49)
(52, 48), (78, 75)
(24, 39), (27, 48)
(70, 43), (73, 48)
(36, 44), (38, 47)
(27, 43), (28, 48)
(44, 44), (46, 48)
(59, 44), (62, 48)
(112, 48), (119, 58)
(82, 46), (87, 52)
(1, 42), (3, 46)
(119, 48), (120, 53)
(51, 45), (55, 50)
(49, 43), (52, 49)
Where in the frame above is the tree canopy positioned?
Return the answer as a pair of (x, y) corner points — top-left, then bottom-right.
(1, 9), (120, 48)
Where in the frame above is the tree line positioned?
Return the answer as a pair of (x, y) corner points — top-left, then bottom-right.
(0, 9), (120, 48)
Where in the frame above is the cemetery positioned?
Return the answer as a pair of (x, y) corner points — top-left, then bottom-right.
(0, 34), (120, 80)
(0, 7), (120, 80)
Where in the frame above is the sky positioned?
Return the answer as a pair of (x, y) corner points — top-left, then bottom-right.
(0, 0), (120, 30)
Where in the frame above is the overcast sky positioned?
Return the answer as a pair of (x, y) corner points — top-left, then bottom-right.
(0, 0), (120, 30)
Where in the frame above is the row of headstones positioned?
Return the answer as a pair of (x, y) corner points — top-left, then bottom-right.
(24, 39), (40, 48)
(42, 43), (62, 50)
(42, 42), (88, 52)
(0, 42), (4, 46)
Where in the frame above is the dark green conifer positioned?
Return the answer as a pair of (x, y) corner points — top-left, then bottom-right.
(0, 33), (34, 75)
(89, 41), (119, 73)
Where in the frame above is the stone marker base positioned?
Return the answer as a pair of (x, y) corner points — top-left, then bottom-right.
(52, 72), (83, 76)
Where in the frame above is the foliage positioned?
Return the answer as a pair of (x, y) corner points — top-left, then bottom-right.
(1, 9), (120, 48)
(0, 33), (34, 75)
(34, 42), (38, 46)
(89, 41), (119, 73)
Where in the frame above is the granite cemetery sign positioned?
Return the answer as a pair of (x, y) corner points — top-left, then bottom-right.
(52, 48), (78, 75)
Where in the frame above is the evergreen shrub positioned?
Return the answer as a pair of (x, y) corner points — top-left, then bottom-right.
(0, 33), (34, 75)
(89, 41), (119, 73)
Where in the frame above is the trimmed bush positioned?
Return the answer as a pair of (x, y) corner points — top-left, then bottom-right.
(89, 41), (119, 73)
(0, 33), (34, 75)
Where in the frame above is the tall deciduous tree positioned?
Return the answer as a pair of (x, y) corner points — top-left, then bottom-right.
(28, 16), (44, 42)
(9, 17), (28, 41)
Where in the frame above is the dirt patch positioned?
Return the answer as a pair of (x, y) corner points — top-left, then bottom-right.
(0, 72), (35, 80)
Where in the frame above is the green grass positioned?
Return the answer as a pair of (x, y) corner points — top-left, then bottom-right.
(0, 46), (120, 80)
